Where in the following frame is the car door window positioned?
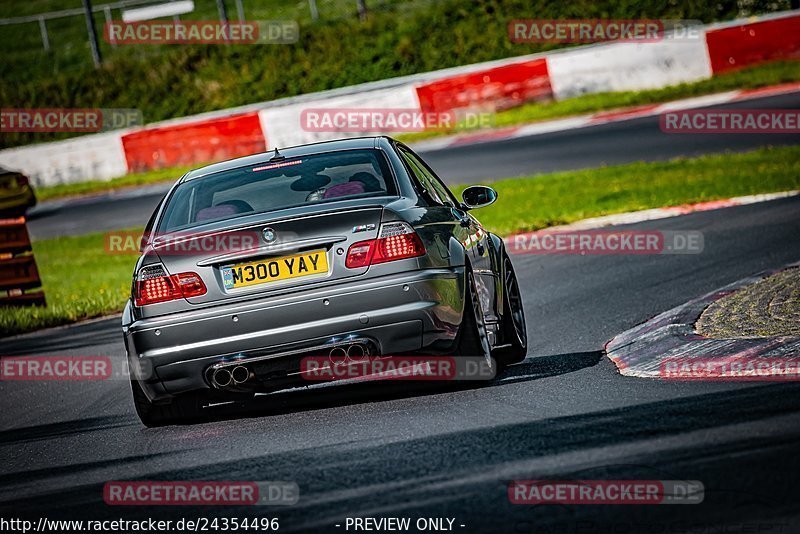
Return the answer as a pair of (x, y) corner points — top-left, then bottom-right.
(426, 164), (461, 208)
(398, 146), (459, 207)
(397, 147), (449, 206)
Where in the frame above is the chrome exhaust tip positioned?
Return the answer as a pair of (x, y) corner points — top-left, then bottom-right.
(212, 368), (232, 388)
(347, 344), (368, 361)
(231, 365), (251, 384)
(329, 346), (347, 365)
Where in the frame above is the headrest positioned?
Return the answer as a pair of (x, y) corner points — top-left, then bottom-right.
(323, 181), (365, 199)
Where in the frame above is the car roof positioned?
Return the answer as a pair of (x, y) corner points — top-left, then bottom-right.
(182, 136), (390, 182)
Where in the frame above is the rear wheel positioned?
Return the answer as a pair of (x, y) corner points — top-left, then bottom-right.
(493, 253), (528, 365)
(130, 379), (206, 427)
(455, 270), (494, 378)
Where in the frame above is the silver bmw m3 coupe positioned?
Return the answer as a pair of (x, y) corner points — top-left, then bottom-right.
(123, 136), (527, 425)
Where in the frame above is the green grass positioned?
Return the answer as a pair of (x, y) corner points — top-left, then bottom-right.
(35, 166), (192, 202)
(0, 231), (138, 337)
(3, 145), (798, 337)
(397, 61), (800, 143)
(451, 145), (800, 236)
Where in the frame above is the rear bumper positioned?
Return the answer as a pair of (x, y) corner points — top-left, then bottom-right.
(123, 267), (465, 401)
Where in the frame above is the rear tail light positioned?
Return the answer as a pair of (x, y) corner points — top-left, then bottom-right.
(373, 222), (426, 263)
(345, 242), (373, 268)
(14, 174), (29, 188)
(134, 264), (206, 306)
(345, 222), (425, 268)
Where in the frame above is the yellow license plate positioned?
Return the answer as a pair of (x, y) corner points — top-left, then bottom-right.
(222, 249), (328, 289)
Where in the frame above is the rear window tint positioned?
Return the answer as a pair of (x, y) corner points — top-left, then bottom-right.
(158, 149), (395, 233)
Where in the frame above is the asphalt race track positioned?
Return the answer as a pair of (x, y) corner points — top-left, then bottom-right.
(3, 197), (800, 531)
(27, 91), (800, 240)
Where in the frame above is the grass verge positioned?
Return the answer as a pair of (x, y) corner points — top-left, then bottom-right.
(35, 166), (192, 202)
(3, 145), (798, 337)
(450, 145), (800, 236)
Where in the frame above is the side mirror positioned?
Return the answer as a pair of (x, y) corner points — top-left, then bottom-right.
(461, 185), (497, 209)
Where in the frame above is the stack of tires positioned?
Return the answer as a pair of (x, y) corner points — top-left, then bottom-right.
(0, 167), (45, 307)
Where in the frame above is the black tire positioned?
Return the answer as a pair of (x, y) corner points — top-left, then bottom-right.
(455, 269), (494, 378)
(130, 379), (205, 427)
(493, 253), (528, 366)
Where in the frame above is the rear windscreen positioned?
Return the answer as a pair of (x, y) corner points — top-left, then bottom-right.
(157, 149), (395, 233)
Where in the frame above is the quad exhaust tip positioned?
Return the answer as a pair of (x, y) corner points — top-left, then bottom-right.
(210, 365), (252, 388)
(329, 346), (348, 365)
(329, 343), (371, 364)
(231, 365), (251, 384)
(212, 368), (232, 388)
(347, 344), (367, 361)
(210, 339), (376, 388)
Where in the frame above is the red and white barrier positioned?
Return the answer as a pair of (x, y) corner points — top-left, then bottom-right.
(0, 11), (796, 187)
(120, 111), (265, 172)
(547, 37), (712, 99)
(705, 12), (800, 74)
(415, 58), (552, 114)
(0, 131), (128, 188)
(259, 85), (420, 149)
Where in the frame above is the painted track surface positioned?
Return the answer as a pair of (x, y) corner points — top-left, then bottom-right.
(3, 197), (800, 531)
